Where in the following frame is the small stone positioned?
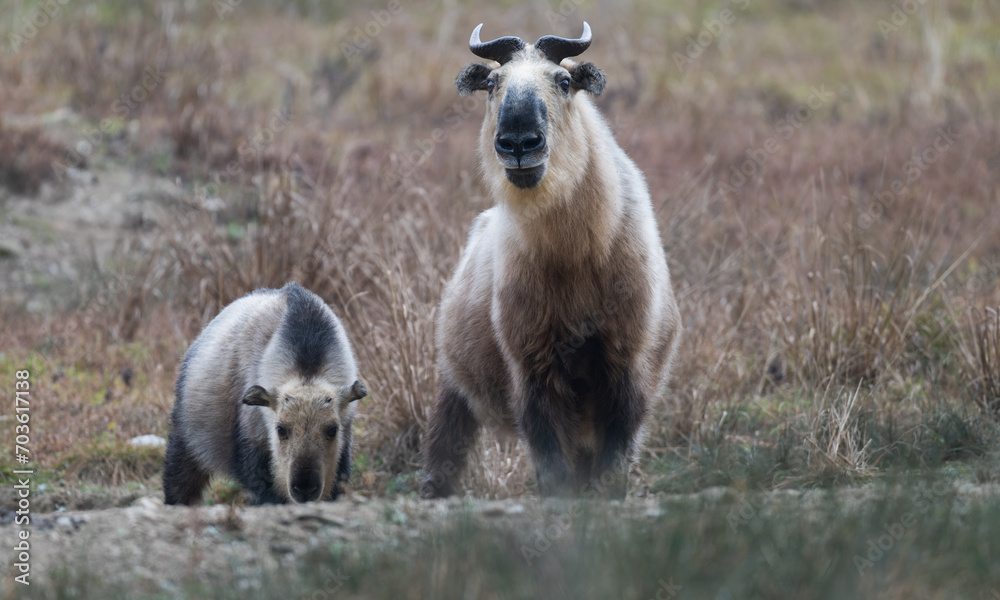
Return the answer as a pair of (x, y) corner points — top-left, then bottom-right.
(506, 503), (526, 515)
(295, 514), (346, 528)
(479, 504), (506, 517)
(133, 496), (163, 510)
(128, 434), (167, 448)
(269, 543), (295, 554)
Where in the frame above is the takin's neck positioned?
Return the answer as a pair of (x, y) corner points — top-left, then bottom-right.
(495, 125), (624, 266)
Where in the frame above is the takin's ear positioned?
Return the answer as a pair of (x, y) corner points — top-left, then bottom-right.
(242, 385), (275, 408)
(570, 62), (606, 96)
(456, 63), (493, 96)
(345, 380), (367, 403)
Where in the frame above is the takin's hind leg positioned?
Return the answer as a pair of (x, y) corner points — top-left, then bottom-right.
(163, 433), (211, 506)
(420, 377), (480, 499)
(591, 371), (646, 500)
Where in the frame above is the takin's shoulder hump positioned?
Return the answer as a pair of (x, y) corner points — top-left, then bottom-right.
(274, 283), (356, 381)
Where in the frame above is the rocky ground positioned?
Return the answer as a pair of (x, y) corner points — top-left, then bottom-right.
(0, 491), (603, 595)
(2, 492), (435, 595)
(4, 481), (1000, 597)
(0, 122), (186, 313)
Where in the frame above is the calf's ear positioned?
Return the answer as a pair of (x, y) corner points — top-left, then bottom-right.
(570, 62), (605, 96)
(456, 63), (493, 96)
(345, 380), (367, 403)
(242, 385), (274, 408)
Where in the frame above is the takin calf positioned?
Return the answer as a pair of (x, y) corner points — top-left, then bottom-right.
(163, 282), (367, 505)
(421, 22), (681, 499)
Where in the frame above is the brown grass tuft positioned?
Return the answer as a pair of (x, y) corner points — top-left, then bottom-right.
(0, 122), (75, 194)
(59, 439), (165, 487)
(970, 307), (1000, 415)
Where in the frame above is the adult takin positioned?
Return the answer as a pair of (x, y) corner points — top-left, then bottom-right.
(421, 22), (681, 499)
(163, 283), (367, 505)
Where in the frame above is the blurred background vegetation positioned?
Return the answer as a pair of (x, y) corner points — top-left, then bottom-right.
(1, 0), (1000, 595)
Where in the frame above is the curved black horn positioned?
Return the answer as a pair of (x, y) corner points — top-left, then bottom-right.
(469, 23), (525, 65)
(534, 21), (592, 64)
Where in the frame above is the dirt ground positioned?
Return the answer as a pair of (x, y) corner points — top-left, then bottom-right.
(0, 148), (185, 313)
(2, 481), (997, 596)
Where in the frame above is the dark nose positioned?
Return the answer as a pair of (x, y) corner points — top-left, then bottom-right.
(495, 132), (546, 161)
(290, 470), (321, 502)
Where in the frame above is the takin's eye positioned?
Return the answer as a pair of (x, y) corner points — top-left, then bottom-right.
(486, 79), (495, 94)
(558, 77), (571, 94)
(276, 424), (289, 440)
(325, 425), (339, 439)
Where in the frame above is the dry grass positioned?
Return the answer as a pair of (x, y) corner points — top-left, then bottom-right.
(970, 307), (1000, 414)
(57, 439), (165, 487)
(1, 0), (1000, 498)
(802, 383), (876, 483)
(0, 121), (74, 194)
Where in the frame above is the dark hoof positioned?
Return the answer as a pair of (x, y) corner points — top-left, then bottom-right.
(419, 475), (453, 499)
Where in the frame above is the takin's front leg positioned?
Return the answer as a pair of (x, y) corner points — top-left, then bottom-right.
(520, 378), (575, 497)
(420, 376), (481, 499)
(233, 428), (285, 505)
(591, 370), (647, 500)
(162, 431), (211, 506)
